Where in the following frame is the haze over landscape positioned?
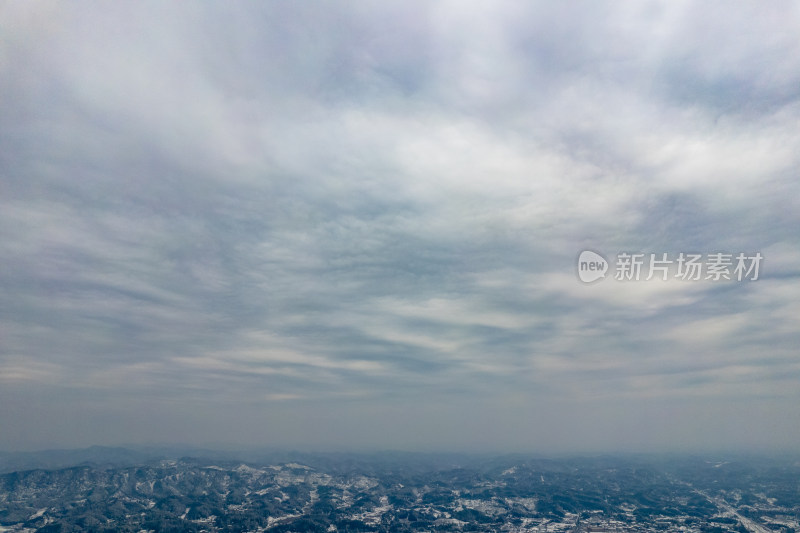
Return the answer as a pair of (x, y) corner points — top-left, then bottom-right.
(2, 2), (799, 454)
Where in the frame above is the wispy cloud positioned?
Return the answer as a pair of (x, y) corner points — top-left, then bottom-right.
(1, 1), (799, 452)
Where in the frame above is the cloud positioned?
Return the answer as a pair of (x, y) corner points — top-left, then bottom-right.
(1, 1), (799, 452)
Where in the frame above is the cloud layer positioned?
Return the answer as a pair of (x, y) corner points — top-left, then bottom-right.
(1, 1), (799, 452)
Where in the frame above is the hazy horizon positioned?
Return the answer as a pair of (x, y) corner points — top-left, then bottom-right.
(4, 442), (800, 460)
(2, 2), (799, 454)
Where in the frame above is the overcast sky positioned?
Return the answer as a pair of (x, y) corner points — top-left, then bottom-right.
(1, 1), (799, 454)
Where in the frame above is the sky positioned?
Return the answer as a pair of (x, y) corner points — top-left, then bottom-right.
(1, 1), (799, 454)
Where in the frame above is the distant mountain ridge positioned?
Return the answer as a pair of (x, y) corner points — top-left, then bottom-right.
(0, 445), (167, 474)
(0, 445), (506, 475)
